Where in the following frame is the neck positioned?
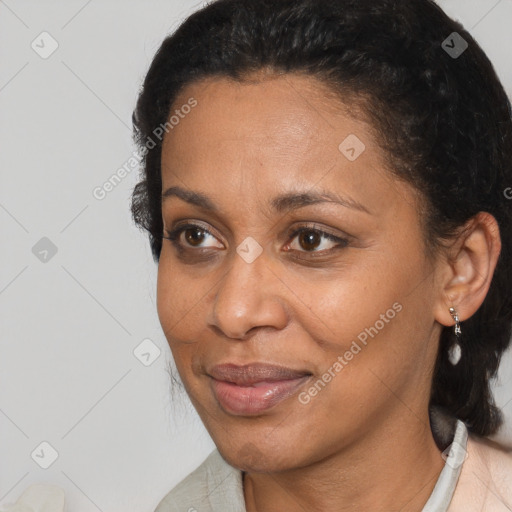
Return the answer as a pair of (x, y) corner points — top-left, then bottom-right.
(243, 406), (445, 512)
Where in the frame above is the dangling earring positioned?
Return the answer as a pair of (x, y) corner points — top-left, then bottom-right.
(448, 307), (462, 365)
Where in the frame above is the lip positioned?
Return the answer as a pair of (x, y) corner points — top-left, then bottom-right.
(208, 363), (312, 415)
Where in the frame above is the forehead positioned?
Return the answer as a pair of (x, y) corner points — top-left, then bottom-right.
(160, 74), (416, 221)
(165, 73), (361, 148)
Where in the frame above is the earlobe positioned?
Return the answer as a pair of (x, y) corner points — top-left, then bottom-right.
(434, 212), (501, 327)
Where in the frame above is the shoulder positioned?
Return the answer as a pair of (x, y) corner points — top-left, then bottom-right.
(468, 435), (512, 491)
(449, 433), (512, 511)
(154, 449), (245, 512)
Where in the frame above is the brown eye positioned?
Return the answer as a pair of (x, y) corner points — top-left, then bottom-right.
(163, 223), (224, 250)
(298, 230), (322, 251)
(184, 227), (207, 246)
(287, 226), (349, 254)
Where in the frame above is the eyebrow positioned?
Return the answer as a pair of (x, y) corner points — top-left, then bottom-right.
(161, 185), (371, 215)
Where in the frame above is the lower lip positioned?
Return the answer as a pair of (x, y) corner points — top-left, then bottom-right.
(210, 375), (311, 415)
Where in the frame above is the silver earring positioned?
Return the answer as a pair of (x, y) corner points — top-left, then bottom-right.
(448, 307), (462, 365)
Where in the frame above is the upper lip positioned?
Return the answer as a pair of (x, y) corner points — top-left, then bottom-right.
(208, 363), (312, 386)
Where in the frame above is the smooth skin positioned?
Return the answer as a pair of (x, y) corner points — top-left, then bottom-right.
(156, 73), (501, 512)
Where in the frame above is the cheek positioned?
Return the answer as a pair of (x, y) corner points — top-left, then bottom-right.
(302, 263), (435, 415)
(281, 262), (405, 354)
(156, 247), (209, 343)
(156, 248), (220, 390)
(156, 264), (197, 389)
(293, 243), (432, 369)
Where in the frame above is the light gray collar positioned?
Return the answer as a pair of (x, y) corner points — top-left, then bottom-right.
(422, 414), (468, 511)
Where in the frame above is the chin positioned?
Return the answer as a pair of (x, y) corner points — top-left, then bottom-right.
(215, 435), (303, 473)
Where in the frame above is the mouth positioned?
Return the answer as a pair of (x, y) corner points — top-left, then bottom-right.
(207, 362), (313, 416)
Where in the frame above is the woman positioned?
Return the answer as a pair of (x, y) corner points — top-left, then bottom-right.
(131, 0), (512, 510)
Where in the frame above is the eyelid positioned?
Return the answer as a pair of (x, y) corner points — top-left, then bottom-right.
(285, 222), (354, 242)
(286, 222), (349, 241)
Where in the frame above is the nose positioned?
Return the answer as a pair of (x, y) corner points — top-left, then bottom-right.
(208, 247), (289, 340)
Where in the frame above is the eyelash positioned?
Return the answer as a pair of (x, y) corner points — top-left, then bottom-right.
(163, 222), (349, 257)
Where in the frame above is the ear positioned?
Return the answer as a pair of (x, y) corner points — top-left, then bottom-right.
(433, 212), (501, 327)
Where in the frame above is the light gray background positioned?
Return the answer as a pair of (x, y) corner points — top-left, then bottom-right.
(1, 1), (511, 510)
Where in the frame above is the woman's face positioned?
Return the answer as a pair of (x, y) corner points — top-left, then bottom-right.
(157, 74), (444, 471)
